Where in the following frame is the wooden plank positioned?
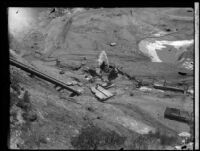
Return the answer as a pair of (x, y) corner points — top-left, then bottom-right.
(91, 86), (108, 100)
(96, 85), (113, 97)
(90, 85), (114, 101)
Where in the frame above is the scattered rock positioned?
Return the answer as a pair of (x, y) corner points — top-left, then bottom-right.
(59, 70), (65, 74)
(178, 72), (187, 76)
(87, 106), (95, 112)
(129, 92), (134, 96)
(96, 116), (101, 119)
(110, 42), (117, 46)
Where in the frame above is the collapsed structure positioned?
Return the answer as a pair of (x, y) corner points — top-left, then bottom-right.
(164, 107), (193, 124)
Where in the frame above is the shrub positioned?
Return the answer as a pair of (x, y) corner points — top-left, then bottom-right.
(10, 92), (21, 107)
(16, 101), (31, 112)
(71, 125), (126, 150)
(22, 111), (37, 122)
(131, 130), (178, 149)
(147, 129), (177, 146)
(20, 123), (48, 149)
(10, 74), (21, 95)
(159, 134), (177, 146)
(132, 135), (149, 149)
(16, 91), (32, 112)
(23, 91), (31, 103)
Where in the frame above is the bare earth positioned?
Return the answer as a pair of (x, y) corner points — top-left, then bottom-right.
(9, 7), (194, 150)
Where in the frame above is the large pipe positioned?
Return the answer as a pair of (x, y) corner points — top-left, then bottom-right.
(10, 58), (81, 95)
(153, 85), (184, 93)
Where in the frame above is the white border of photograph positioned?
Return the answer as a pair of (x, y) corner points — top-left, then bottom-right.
(195, 2), (199, 150)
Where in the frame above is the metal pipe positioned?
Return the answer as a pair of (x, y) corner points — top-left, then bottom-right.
(10, 58), (81, 95)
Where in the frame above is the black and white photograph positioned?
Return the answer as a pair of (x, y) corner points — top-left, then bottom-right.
(7, 3), (199, 150)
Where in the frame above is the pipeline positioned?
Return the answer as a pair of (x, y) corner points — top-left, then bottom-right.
(10, 57), (81, 95)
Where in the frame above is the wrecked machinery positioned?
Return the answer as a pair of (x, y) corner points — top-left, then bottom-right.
(164, 107), (193, 124)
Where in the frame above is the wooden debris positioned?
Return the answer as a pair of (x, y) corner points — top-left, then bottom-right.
(164, 107), (193, 124)
(90, 85), (114, 101)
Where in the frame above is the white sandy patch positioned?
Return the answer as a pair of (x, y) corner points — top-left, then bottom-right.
(140, 86), (164, 93)
(115, 116), (155, 134)
(72, 8), (85, 14)
(153, 31), (168, 37)
(10, 49), (20, 58)
(139, 86), (152, 92)
(187, 88), (194, 95)
(139, 39), (194, 62)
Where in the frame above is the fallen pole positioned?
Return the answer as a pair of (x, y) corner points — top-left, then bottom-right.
(153, 85), (185, 93)
(10, 58), (81, 95)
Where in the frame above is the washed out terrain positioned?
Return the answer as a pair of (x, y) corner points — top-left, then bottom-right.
(9, 7), (194, 150)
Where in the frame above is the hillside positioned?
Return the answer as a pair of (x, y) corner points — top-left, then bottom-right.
(9, 7), (194, 150)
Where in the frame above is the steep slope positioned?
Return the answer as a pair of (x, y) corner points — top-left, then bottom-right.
(9, 8), (194, 150)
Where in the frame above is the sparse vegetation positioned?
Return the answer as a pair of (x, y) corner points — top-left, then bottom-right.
(131, 130), (178, 149)
(20, 123), (48, 149)
(10, 73), (21, 95)
(10, 92), (20, 107)
(10, 71), (38, 149)
(9, 7), (194, 150)
(71, 125), (126, 150)
(148, 130), (178, 146)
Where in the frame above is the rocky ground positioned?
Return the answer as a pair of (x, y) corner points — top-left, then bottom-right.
(9, 7), (194, 150)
